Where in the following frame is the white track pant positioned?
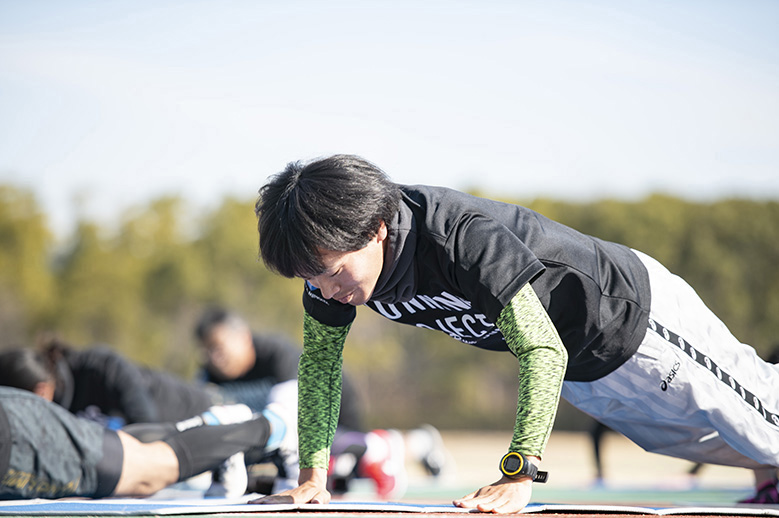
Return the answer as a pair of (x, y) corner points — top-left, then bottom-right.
(563, 249), (779, 469)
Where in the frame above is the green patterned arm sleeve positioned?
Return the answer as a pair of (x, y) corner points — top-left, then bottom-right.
(497, 283), (568, 458)
(298, 311), (352, 469)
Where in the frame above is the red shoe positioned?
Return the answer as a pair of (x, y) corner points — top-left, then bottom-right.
(360, 429), (408, 500)
(740, 479), (779, 504)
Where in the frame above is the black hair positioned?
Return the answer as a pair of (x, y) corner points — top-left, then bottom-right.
(194, 306), (246, 341)
(255, 154), (402, 278)
(0, 348), (53, 392)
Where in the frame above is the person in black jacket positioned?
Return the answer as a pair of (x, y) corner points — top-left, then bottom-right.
(250, 154), (778, 513)
(0, 338), (220, 425)
(195, 307), (362, 429)
(195, 307), (449, 499)
(0, 385), (291, 499)
(195, 307), (368, 494)
(0, 341), (297, 498)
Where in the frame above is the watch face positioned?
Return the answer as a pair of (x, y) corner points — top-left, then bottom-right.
(501, 452), (524, 475)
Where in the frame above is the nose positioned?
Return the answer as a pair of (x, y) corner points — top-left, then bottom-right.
(207, 347), (225, 367)
(310, 277), (338, 300)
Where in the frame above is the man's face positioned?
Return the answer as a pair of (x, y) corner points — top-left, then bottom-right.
(201, 323), (255, 380)
(306, 222), (387, 306)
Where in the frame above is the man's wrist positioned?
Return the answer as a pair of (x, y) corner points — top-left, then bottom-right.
(298, 467), (328, 486)
(499, 452), (548, 483)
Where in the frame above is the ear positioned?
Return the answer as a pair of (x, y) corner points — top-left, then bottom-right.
(377, 220), (389, 242)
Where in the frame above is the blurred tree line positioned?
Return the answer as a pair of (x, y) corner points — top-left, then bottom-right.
(1, 184), (777, 431)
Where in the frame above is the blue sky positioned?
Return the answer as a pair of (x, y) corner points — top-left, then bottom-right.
(1, 0), (778, 236)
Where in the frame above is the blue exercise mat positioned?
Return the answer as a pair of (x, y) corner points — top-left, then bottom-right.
(0, 498), (778, 516)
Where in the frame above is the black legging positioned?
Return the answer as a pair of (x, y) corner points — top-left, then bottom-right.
(123, 417), (272, 481)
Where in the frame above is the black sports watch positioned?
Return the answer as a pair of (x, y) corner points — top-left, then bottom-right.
(499, 452), (548, 483)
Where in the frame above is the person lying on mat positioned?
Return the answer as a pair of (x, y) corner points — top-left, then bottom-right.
(250, 155), (778, 513)
(0, 386), (296, 500)
(0, 337), (223, 426)
(0, 342), (286, 498)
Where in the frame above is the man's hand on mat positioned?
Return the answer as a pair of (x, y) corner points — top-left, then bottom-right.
(453, 476), (533, 514)
(249, 468), (330, 505)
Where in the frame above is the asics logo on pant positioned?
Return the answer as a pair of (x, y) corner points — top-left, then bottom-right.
(660, 361), (681, 391)
(649, 319), (779, 428)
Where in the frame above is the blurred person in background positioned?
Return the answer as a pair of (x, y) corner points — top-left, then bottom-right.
(589, 420), (704, 486)
(195, 307), (450, 498)
(0, 385), (295, 499)
(0, 337), (221, 426)
(0, 340), (293, 497)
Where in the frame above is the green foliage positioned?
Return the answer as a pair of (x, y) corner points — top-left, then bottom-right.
(0, 186), (54, 346)
(1, 183), (777, 430)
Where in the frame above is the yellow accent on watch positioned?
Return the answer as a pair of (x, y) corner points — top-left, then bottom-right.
(499, 452), (548, 483)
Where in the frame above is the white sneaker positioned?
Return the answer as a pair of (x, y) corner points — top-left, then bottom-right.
(202, 404), (254, 425)
(175, 404), (254, 432)
(406, 424), (451, 477)
(262, 402), (299, 484)
(205, 451), (248, 498)
(262, 403), (296, 452)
